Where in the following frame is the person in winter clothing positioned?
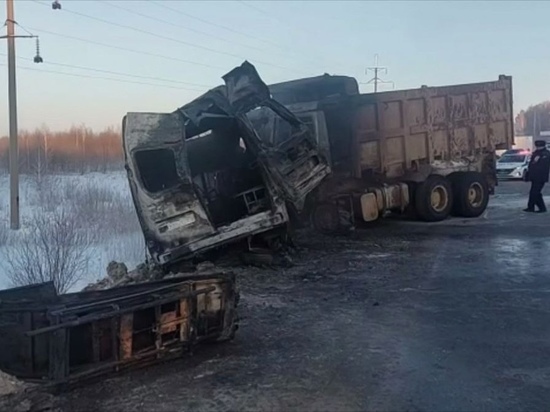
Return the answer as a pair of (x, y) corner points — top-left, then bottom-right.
(524, 140), (550, 213)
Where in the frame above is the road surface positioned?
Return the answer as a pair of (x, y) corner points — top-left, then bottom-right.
(59, 180), (550, 412)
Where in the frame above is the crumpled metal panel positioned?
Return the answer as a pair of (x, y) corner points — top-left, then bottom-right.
(124, 61), (330, 265)
(223, 61), (271, 114)
(123, 112), (215, 264)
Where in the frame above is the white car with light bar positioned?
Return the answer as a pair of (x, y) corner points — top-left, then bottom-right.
(496, 151), (531, 180)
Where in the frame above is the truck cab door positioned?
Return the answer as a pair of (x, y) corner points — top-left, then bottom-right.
(254, 99), (331, 209)
(224, 62), (331, 209)
(123, 112), (215, 265)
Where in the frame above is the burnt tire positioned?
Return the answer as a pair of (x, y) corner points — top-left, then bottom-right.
(414, 175), (453, 222)
(452, 172), (489, 218)
(311, 203), (341, 234)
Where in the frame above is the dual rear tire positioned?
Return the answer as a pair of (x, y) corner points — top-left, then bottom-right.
(414, 172), (489, 222)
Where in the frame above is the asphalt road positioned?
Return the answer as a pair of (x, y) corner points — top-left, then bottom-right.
(60, 180), (550, 412)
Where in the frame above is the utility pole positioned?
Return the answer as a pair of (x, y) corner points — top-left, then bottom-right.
(1, 0), (43, 230)
(365, 54), (394, 93)
(6, 0), (19, 229)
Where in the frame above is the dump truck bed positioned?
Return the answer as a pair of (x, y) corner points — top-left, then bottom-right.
(351, 75), (514, 178)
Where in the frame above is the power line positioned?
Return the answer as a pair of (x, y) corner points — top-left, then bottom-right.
(0, 61), (203, 91)
(238, 1), (276, 19)
(32, 0), (306, 75)
(236, 0), (343, 71)
(103, 1), (266, 53)
(18, 54), (210, 89)
(46, 60), (209, 88)
(27, 26), (227, 71)
(149, 1), (326, 67)
(238, 1), (316, 40)
(151, 1), (281, 48)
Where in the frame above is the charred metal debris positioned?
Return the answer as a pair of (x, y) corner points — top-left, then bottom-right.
(0, 272), (238, 386)
(123, 61), (330, 269)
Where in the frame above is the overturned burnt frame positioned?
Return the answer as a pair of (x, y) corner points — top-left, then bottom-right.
(0, 273), (237, 385)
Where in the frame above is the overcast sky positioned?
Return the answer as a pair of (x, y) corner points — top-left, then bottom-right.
(0, 0), (547, 134)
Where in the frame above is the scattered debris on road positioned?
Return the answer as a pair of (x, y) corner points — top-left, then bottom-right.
(84, 261), (165, 291)
(0, 370), (58, 411)
(0, 369), (24, 397)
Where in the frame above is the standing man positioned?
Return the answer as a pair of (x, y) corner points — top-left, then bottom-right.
(524, 140), (550, 213)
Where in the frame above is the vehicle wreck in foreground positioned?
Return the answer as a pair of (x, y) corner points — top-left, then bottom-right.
(123, 61), (330, 267)
(0, 273), (237, 385)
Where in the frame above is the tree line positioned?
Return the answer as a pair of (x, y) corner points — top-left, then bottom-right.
(516, 101), (550, 137)
(0, 103), (545, 175)
(0, 126), (124, 174)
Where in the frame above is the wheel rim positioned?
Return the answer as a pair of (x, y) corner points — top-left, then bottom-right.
(430, 185), (449, 213)
(467, 182), (484, 208)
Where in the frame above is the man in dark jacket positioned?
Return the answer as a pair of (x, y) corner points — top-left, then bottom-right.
(524, 140), (550, 213)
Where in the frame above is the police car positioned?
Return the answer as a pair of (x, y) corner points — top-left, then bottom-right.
(496, 150), (531, 180)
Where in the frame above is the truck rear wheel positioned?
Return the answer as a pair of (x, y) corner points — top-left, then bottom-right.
(414, 175), (453, 222)
(452, 172), (489, 217)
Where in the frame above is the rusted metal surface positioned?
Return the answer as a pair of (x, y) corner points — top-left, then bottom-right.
(123, 61), (330, 267)
(263, 75), (512, 185)
(350, 75), (514, 182)
(257, 74), (513, 221)
(359, 183), (410, 222)
(0, 273), (237, 385)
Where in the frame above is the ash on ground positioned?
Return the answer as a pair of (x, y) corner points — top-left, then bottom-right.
(85, 240), (297, 291)
(0, 369), (58, 412)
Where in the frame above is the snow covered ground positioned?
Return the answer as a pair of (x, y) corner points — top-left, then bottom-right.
(0, 173), (537, 293)
(0, 171), (145, 291)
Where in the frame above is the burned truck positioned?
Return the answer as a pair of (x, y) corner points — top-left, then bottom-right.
(123, 62), (330, 267)
(251, 74), (514, 231)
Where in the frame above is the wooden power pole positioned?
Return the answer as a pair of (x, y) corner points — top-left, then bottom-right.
(1, 0), (43, 229)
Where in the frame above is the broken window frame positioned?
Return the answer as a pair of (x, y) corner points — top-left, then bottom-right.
(132, 144), (192, 199)
(133, 147), (182, 194)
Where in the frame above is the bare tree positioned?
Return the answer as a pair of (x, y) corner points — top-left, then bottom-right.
(0, 223), (7, 247)
(30, 130), (52, 194)
(0, 125), (123, 174)
(4, 209), (95, 293)
(523, 101), (550, 137)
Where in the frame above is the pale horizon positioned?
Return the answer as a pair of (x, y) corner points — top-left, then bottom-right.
(0, 0), (547, 134)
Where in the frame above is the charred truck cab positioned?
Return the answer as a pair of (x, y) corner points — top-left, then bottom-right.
(123, 62), (330, 267)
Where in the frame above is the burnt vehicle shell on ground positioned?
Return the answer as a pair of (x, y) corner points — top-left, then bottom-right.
(123, 62), (330, 267)
(0, 273), (237, 386)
